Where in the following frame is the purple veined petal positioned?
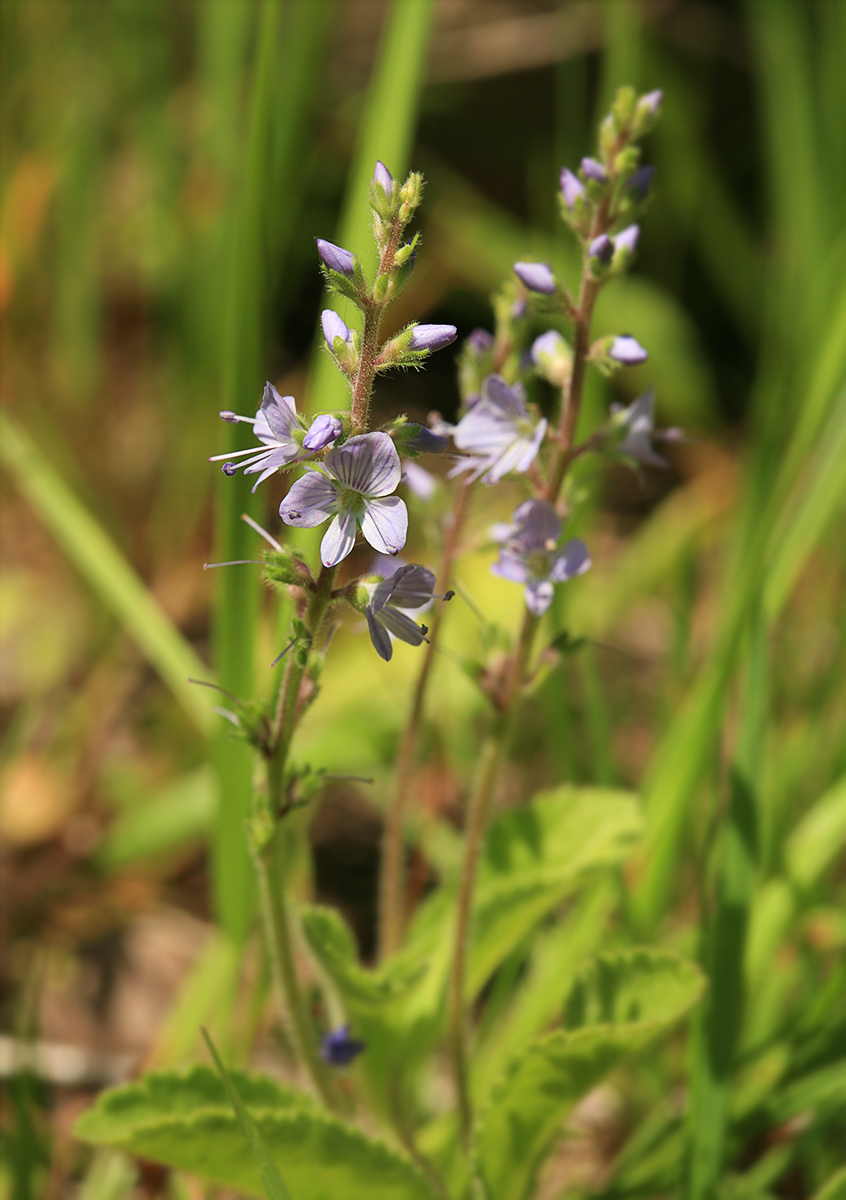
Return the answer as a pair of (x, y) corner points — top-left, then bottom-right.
(303, 413), (343, 451)
(514, 417), (548, 473)
(446, 454), (490, 482)
(609, 335), (648, 365)
(453, 401), (516, 455)
(511, 499), (562, 546)
(402, 460), (437, 500)
(524, 580), (555, 617)
(589, 234), (613, 264)
(246, 455), (300, 493)
(360, 495), (408, 556)
(513, 261), (556, 295)
(373, 160), (395, 196)
(560, 167), (585, 209)
(482, 374), (529, 420)
(321, 309), (352, 346)
(366, 606), (394, 661)
(614, 224), (640, 254)
(260, 382), (300, 441)
(316, 238), (357, 276)
(382, 564), (436, 611)
(491, 549), (531, 585)
(325, 432), (401, 497)
(549, 538), (591, 583)
(377, 606), (427, 646)
(483, 433), (538, 484)
(581, 156), (608, 183)
(410, 324), (458, 351)
(279, 471), (338, 528)
(320, 507), (358, 566)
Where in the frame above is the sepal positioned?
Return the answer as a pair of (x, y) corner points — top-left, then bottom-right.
(262, 547), (314, 590)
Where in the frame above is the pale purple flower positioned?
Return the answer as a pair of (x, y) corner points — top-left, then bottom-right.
(589, 234), (613, 264)
(531, 330), (571, 383)
(611, 388), (676, 468)
(560, 167), (585, 210)
(491, 499), (591, 616)
(320, 1026), (365, 1067)
(639, 90), (663, 117)
(317, 238), (357, 277)
(303, 413), (342, 452)
(467, 328), (494, 357)
(373, 160), (395, 197)
(613, 224), (640, 254)
(410, 324), (457, 351)
(402, 460), (437, 500)
(513, 261), (556, 295)
(209, 382), (305, 492)
(609, 335), (648, 365)
(365, 564), (447, 662)
(626, 166), (655, 202)
(279, 432), (407, 567)
(581, 156), (608, 183)
(321, 309), (352, 346)
(451, 374), (548, 485)
(403, 424), (448, 454)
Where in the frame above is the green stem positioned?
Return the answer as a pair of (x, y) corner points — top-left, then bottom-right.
(378, 478), (472, 961)
(251, 829), (340, 1111)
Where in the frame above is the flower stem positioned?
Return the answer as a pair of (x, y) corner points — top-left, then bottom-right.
(378, 478), (472, 961)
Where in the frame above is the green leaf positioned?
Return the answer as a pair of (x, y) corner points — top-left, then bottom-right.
(75, 1066), (437, 1200)
(813, 1168), (846, 1200)
(785, 772), (846, 890)
(299, 904), (428, 1009)
(475, 950), (704, 1200)
(202, 1030), (293, 1200)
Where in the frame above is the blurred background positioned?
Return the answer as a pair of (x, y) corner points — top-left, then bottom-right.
(3, 0), (846, 1195)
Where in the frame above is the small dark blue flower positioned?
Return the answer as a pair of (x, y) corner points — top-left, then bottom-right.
(320, 1026), (365, 1067)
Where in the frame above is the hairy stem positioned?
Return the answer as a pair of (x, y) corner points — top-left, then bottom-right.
(378, 478), (472, 961)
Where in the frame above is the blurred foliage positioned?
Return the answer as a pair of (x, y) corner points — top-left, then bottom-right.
(2, 1), (846, 1197)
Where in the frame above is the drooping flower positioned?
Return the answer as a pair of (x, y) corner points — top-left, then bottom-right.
(610, 388), (681, 468)
(365, 563), (453, 662)
(320, 1026), (365, 1067)
(609, 334), (649, 365)
(491, 499), (591, 616)
(210, 383), (305, 492)
(279, 432), (407, 567)
(317, 238), (357, 276)
(560, 167), (585, 210)
(451, 374), (547, 485)
(303, 413), (342, 452)
(513, 261), (556, 295)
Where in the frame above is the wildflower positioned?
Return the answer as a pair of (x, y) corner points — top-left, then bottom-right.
(610, 388), (681, 468)
(491, 499), (591, 616)
(373, 160), (395, 197)
(513, 261), (556, 295)
(317, 239), (357, 276)
(451, 374), (547, 485)
(581, 156), (608, 184)
(609, 335), (648, 365)
(560, 167), (585, 210)
(321, 309), (352, 347)
(409, 324), (458, 351)
(320, 1026), (365, 1067)
(279, 432), (407, 567)
(365, 563), (452, 662)
(210, 383), (305, 492)
(303, 414), (342, 452)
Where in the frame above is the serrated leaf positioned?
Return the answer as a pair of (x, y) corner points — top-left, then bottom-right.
(475, 950), (705, 1200)
(75, 1066), (437, 1200)
(299, 903), (428, 1009)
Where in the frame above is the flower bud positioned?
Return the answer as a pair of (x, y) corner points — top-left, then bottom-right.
(409, 324), (457, 352)
(401, 423), (449, 454)
(609, 334), (648, 365)
(581, 156), (608, 184)
(560, 167), (585, 210)
(513, 261), (556, 295)
(316, 238), (357, 277)
(531, 329), (572, 386)
(614, 224), (640, 255)
(303, 413), (342, 451)
(467, 328), (494, 357)
(320, 309), (352, 347)
(373, 160), (395, 198)
(588, 234), (613, 265)
(626, 166), (655, 203)
(633, 90), (663, 137)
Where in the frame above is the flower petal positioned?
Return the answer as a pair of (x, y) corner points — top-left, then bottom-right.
(360, 496), (408, 556)
(366, 607), (394, 661)
(379, 564), (436, 611)
(279, 471), (338, 527)
(378, 606), (427, 646)
(491, 550), (530, 585)
(525, 580), (554, 616)
(325, 432), (401, 497)
(320, 508), (358, 566)
(260, 382), (299, 441)
(511, 499), (561, 546)
(548, 538), (591, 582)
